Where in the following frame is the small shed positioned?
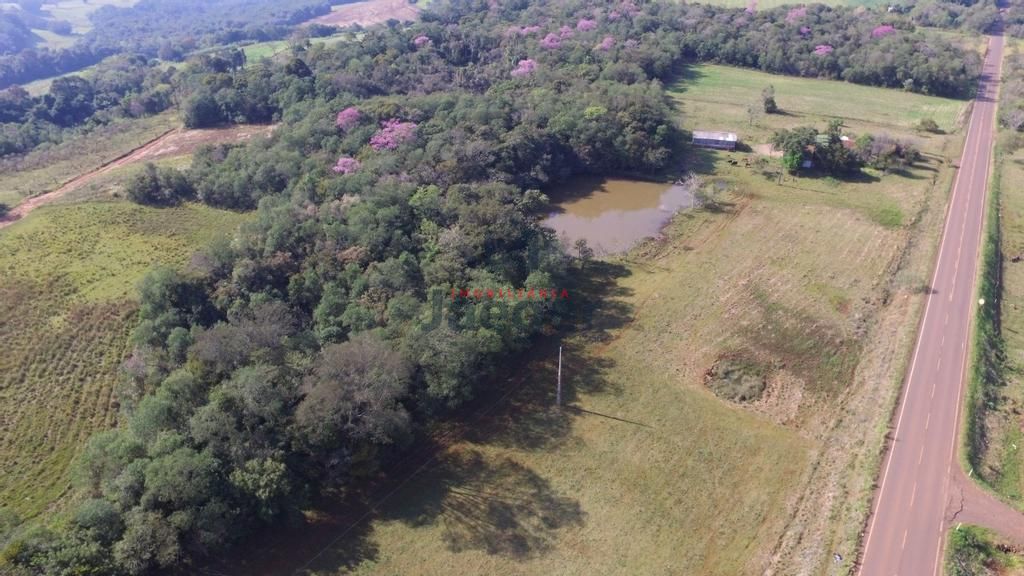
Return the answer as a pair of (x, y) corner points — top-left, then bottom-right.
(692, 130), (738, 150)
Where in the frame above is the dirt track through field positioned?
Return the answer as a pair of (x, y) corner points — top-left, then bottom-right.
(0, 124), (276, 230)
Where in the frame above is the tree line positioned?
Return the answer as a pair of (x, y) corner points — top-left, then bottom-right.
(0, 0), (331, 90)
(0, 54), (175, 157)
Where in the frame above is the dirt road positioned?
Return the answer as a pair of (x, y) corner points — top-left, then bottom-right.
(0, 124), (275, 230)
(859, 33), (1024, 575)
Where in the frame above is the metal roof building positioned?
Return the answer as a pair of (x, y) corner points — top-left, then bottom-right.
(692, 130), (738, 150)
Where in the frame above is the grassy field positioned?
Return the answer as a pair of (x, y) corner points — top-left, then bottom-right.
(243, 40), (289, 62)
(240, 32), (353, 66)
(221, 67), (965, 576)
(30, 28), (78, 51)
(0, 112), (178, 208)
(42, 0), (137, 34)
(0, 201), (249, 519)
(670, 63), (967, 138)
(20, 65), (93, 97)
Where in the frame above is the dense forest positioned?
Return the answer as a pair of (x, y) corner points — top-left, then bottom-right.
(0, 13), (36, 56)
(0, 54), (178, 157)
(0, 0), (332, 89)
(83, 0), (332, 60)
(0, 0), (990, 575)
(1, 0), (985, 160)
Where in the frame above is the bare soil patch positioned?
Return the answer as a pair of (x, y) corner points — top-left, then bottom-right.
(0, 124), (276, 229)
(308, 0), (420, 28)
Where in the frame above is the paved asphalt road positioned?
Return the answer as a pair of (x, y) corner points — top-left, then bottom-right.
(858, 34), (1004, 576)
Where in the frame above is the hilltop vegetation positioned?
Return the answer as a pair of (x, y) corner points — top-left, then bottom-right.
(0, 0), (330, 89)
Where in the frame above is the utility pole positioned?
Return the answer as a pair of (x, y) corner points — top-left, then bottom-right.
(556, 345), (563, 406)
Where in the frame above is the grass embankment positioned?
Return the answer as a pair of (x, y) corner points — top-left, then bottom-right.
(947, 525), (1024, 576)
(0, 202), (248, 519)
(0, 112), (179, 208)
(220, 69), (966, 576)
(964, 40), (1024, 510)
(971, 140), (1024, 509)
(964, 148), (1010, 494)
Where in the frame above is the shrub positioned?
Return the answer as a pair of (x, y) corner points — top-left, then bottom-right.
(125, 164), (194, 207)
(917, 117), (942, 133)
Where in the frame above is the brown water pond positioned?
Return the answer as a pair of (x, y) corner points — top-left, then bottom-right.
(543, 176), (695, 255)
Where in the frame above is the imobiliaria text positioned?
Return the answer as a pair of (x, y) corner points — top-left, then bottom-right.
(449, 287), (570, 301)
(424, 286), (569, 331)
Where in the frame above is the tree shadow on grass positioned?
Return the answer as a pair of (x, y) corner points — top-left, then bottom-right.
(385, 449), (585, 560)
(205, 248), (636, 574)
(682, 146), (719, 176)
(201, 499), (380, 576)
(571, 259), (635, 343)
(665, 62), (709, 97)
(462, 259), (632, 451)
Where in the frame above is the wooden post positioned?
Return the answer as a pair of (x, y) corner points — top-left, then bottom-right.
(556, 345), (563, 406)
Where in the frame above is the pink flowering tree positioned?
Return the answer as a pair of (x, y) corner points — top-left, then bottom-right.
(577, 18), (597, 31)
(511, 59), (538, 77)
(369, 119), (418, 151)
(333, 156), (362, 174)
(619, 1), (639, 16)
(540, 33), (562, 49)
(799, 26), (811, 35)
(335, 107), (361, 131)
(609, 10), (621, 20)
(624, 38), (639, 49)
(413, 35), (432, 48)
(594, 36), (615, 51)
(519, 25), (542, 36)
(813, 44), (834, 56)
(785, 6), (806, 23)
(559, 25), (574, 38)
(871, 25), (896, 38)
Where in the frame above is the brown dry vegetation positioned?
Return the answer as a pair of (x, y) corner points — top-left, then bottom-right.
(307, 0), (420, 28)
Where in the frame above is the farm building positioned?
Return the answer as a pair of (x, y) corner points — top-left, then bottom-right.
(692, 130), (738, 150)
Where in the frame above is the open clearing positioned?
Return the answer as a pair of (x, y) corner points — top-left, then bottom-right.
(308, 0), (420, 28)
(0, 122), (276, 227)
(670, 63), (966, 138)
(0, 202), (249, 519)
(0, 112), (179, 209)
(39, 0), (137, 34)
(210, 68), (965, 576)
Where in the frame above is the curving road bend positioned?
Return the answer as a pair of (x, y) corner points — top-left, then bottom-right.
(858, 33), (1023, 576)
